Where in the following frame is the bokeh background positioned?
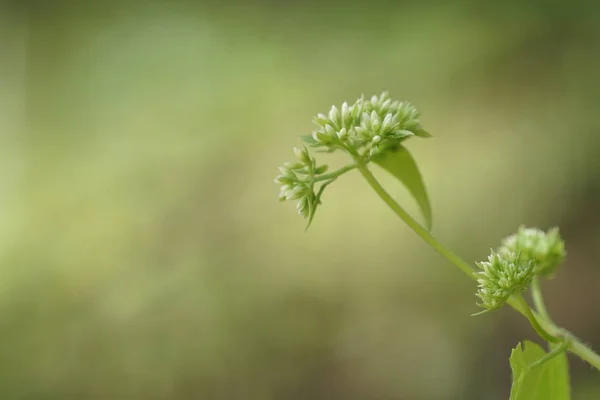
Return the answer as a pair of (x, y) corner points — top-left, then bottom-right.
(1, 1), (600, 399)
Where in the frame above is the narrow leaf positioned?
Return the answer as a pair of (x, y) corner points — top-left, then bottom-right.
(509, 341), (570, 400)
(372, 145), (433, 230)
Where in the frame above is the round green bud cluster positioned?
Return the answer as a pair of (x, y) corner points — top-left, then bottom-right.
(303, 91), (431, 157)
(498, 226), (566, 277)
(274, 146), (329, 221)
(474, 251), (535, 314)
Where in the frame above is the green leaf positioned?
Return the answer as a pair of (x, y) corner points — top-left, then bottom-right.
(372, 145), (433, 230)
(509, 341), (570, 400)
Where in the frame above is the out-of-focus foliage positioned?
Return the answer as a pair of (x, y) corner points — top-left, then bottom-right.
(509, 341), (570, 400)
(1, 1), (600, 399)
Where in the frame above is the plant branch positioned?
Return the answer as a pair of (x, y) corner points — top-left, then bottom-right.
(313, 163), (357, 182)
(354, 160), (476, 279)
(515, 294), (559, 343)
(354, 160), (600, 371)
(531, 277), (552, 323)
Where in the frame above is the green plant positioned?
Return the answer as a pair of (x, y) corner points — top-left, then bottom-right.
(275, 91), (599, 399)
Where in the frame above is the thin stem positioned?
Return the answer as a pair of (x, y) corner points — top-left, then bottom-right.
(568, 335), (600, 369)
(354, 161), (600, 370)
(531, 277), (552, 323)
(515, 294), (559, 343)
(313, 163), (357, 182)
(530, 338), (570, 370)
(354, 160), (476, 278)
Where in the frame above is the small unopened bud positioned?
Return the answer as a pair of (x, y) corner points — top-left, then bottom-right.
(293, 147), (303, 159)
(313, 131), (330, 143)
(337, 127), (348, 140)
(285, 186), (305, 201)
(283, 161), (304, 170)
(381, 98), (391, 111)
(278, 166), (293, 177)
(293, 146), (311, 165)
(341, 102), (350, 124)
(370, 111), (380, 131)
(328, 105), (340, 127)
(372, 135), (382, 143)
(381, 113), (397, 134)
(296, 197), (309, 218)
(314, 165), (329, 175)
(313, 113), (329, 126)
(274, 175), (294, 185)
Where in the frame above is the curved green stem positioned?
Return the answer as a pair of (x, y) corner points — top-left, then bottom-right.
(354, 161), (476, 279)
(313, 163), (357, 182)
(567, 334), (600, 369)
(531, 277), (552, 323)
(354, 160), (600, 370)
(515, 294), (559, 343)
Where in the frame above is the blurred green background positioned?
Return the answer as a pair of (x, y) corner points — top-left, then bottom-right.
(1, 1), (600, 399)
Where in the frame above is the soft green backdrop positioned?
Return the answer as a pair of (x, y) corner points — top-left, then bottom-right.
(1, 1), (600, 399)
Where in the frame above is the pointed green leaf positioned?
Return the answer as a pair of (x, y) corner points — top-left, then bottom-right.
(509, 341), (570, 400)
(372, 145), (433, 230)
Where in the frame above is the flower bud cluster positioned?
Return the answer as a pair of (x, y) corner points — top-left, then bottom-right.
(303, 91), (431, 156)
(277, 91), (431, 225)
(309, 101), (363, 149)
(274, 146), (329, 220)
(498, 226), (566, 277)
(474, 251), (535, 314)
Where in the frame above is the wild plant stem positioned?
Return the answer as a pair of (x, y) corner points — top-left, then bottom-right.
(530, 338), (570, 370)
(515, 294), (559, 343)
(531, 277), (552, 322)
(354, 160), (475, 279)
(313, 163), (357, 182)
(354, 160), (600, 371)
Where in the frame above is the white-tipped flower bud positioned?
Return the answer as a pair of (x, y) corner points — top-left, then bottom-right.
(380, 98), (391, 112)
(341, 102), (350, 124)
(296, 197), (309, 217)
(278, 166), (293, 177)
(285, 186), (306, 201)
(313, 130), (330, 144)
(293, 147), (303, 160)
(328, 105), (341, 128)
(370, 111), (380, 132)
(293, 146), (312, 165)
